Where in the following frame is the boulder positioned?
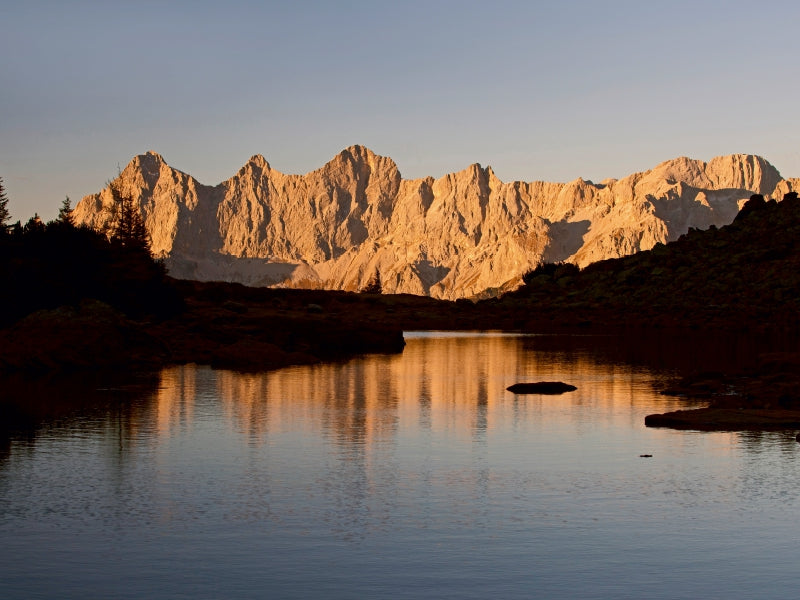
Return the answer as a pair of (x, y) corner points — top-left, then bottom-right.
(507, 381), (577, 394)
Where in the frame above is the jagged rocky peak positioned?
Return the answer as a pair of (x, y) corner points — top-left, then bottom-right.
(305, 146), (403, 207)
(340, 144), (385, 164)
(233, 154), (272, 179)
(468, 163), (491, 181)
(129, 150), (166, 168)
(325, 144), (399, 177)
(246, 154), (269, 168)
(135, 150), (168, 169)
(73, 147), (795, 300)
(706, 154), (782, 195)
(144, 149), (165, 161)
(339, 144), (374, 161)
(116, 150), (203, 194)
(119, 151), (167, 190)
(645, 154), (782, 196)
(437, 162), (491, 189)
(650, 156), (709, 185)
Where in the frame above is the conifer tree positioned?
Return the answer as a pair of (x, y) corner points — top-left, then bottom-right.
(0, 176), (10, 234)
(362, 270), (382, 294)
(57, 196), (74, 226)
(109, 184), (151, 253)
(23, 213), (45, 235)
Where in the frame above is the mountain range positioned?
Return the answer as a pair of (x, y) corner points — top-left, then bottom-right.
(73, 146), (798, 299)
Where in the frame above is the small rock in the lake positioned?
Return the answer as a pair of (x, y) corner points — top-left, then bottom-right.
(506, 381), (577, 395)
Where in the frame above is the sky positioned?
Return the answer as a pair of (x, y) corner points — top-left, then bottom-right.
(2, 0), (799, 221)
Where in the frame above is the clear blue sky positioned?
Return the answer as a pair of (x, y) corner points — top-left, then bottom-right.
(2, 0), (799, 221)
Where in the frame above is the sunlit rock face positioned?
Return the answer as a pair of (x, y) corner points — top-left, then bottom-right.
(73, 146), (792, 299)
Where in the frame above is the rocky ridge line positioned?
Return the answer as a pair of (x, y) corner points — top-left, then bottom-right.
(73, 146), (797, 299)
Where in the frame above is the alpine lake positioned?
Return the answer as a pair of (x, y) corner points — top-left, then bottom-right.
(2, 331), (799, 599)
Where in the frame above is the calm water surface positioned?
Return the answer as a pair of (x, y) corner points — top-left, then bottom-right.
(1, 332), (799, 599)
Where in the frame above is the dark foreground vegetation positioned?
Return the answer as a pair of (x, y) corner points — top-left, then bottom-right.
(503, 192), (800, 332)
(1, 176), (800, 431)
(0, 225), (408, 373)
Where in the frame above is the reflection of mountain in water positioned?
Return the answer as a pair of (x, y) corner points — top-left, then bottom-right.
(0, 371), (160, 458)
(3, 337), (800, 597)
(145, 332), (731, 535)
(157, 333), (720, 444)
(3, 332), (798, 547)
(3, 331), (793, 463)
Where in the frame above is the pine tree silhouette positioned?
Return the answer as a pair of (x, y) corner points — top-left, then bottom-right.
(109, 185), (151, 253)
(57, 196), (75, 227)
(362, 270), (382, 294)
(0, 176), (10, 234)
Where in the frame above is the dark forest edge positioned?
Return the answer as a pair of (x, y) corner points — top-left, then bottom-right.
(2, 178), (800, 431)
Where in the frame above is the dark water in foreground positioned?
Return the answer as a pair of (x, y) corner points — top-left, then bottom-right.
(1, 332), (799, 599)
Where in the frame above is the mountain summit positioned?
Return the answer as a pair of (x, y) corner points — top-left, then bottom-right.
(73, 146), (798, 299)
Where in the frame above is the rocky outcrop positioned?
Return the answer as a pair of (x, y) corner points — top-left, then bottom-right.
(507, 382), (577, 394)
(73, 146), (793, 299)
(645, 352), (800, 430)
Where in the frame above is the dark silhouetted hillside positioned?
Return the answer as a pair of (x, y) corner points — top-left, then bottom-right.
(502, 192), (800, 332)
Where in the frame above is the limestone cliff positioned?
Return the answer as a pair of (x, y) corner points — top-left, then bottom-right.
(73, 146), (792, 299)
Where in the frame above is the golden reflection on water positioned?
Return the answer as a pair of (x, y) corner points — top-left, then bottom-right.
(142, 333), (760, 538)
(155, 365), (197, 437)
(152, 333), (707, 448)
(7, 332), (800, 600)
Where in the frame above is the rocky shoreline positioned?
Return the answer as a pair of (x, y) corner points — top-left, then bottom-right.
(645, 408), (800, 430)
(2, 279), (798, 435)
(0, 282), (411, 374)
(1, 287), (799, 434)
(645, 352), (800, 431)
